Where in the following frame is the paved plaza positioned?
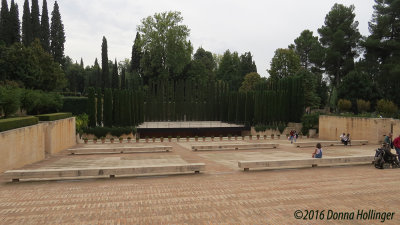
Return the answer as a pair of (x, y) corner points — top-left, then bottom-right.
(0, 139), (399, 224)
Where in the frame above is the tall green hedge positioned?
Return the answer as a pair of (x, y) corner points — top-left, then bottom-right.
(62, 97), (88, 115)
(0, 116), (39, 132)
(36, 113), (73, 121)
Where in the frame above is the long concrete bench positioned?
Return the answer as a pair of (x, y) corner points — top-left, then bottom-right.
(5, 163), (205, 182)
(293, 140), (368, 148)
(191, 143), (279, 151)
(238, 155), (374, 171)
(68, 146), (172, 154)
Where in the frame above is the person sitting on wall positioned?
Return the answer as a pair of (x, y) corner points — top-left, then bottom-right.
(312, 143), (323, 158)
(345, 133), (351, 146)
(340, 133), (347, 145)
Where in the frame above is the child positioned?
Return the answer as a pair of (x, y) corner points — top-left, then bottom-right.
(312, 143), (323, 158)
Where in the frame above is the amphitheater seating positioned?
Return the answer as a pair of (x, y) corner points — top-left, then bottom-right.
(191, 143), (278, 151)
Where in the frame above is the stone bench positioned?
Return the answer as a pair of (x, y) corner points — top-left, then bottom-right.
(293, 140), (368, 148)
(238, 155), (374, 171)
(5, 163), (205, 182)
(68, 146), (172, 154)
(191, 143), (279, 151)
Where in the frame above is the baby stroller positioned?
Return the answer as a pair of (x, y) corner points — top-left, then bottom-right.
(374, 144), (400, 169)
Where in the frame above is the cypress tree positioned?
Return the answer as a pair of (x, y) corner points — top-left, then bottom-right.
(40, 0), (50, 51)
(121, 67), (126, 89)
(88, 87), (96, 127)
(31, 0), (40, 40)
(111, 59), (119, 89)
(0, 0), (9, 44)
(80, 58), (84, 68)
(103, 88), (113, 127)
(94, 58), (102, 89)
(131, 32), (142, 73)
(112, 89), (120, 125)
(96, 88), (103, 126)
(22, 0), (32, 46)
(50, 1), (65, 65)
(101, 36), (109, 89)
(9, 0), (20, 44)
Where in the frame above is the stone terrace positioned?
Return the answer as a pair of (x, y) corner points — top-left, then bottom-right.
(0, 139), (399, 224)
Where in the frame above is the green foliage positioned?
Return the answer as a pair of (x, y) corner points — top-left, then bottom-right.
(187, 47), (216, 83)
(50, 1), (65, 65)
(111, 59), (119, 89)
(31, 0), (40, 40)
(0, 116), (38, 132)
(22, 0), (32, 46)
(0, 85), (20, 117)
(103, 88), (113, 127)
(239, 72), (262, 93)
(254, 124), (267, 132)
(295, 68), (320, 108)
(138, 11), (192, 82)
(9, 0), (20, 45)
(301, 113), (320, 135)
(318, 4), (361, 88)
(337, 70), (381, 113)
(376, 99), (398, 118)
(61, 97), (88, 115)
(268, 48), (301, 80)
(36, 112), (72, 121)
(87, 87), (96, 127)
(40, 0), (50, 51)
(357, 99), (371, 113)
(291, 30), (324, 71)
(75, 113), (88, 136)
(21, 89), (62, 114)
(337, 99), (352, 112)
(277, 122), (286, 134)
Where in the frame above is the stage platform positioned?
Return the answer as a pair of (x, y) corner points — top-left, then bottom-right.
(137, 121), (249, 138)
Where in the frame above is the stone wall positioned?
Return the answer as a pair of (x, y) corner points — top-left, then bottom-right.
(0, 117), (76, 173)
(319, 115), (400, 144)
(250, 123), (302, 136)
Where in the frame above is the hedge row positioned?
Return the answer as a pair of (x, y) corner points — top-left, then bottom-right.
(0, 116), (39, 132)
(36, 113), (73, 121)
(61, 97), (88, 115)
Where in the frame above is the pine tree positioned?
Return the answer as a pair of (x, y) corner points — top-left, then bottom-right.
(40, 0), (50, 51)
(31, 0), (40, 40)
(0, 0), (9, 44)
(111, 59), (119, 89)
(101, 36), (109, 89)
(50, 1), (65, 65)
(9, 0), (20, 44)
(22, 0), (32, 46)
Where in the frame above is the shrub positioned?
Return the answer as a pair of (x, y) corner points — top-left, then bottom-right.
(357, 99), (370, 113)
(337, 99), (352, 112)
(36, 112), (72, 121)
(277, 122), (286, 134)
(254, 124), (266, 132)
(0, 116), (38, 132)
(76, 114), (89, 137)
(109, 127), (136, 137)
(301, 113), (320, 135)
(61, 97), (88, 115)
(82, 126), (136, 138)
(0, 86), (21, 118)
(376, 99), (398, 118)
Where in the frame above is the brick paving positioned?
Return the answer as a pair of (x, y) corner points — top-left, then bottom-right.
(0, 140), (399, 224)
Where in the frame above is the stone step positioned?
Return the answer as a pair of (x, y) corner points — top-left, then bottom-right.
(238, 155), (374, 171)
(5, 163), (205, 182)
(293, 140), (368, 148)
(191, 143), (279, 151)
(68, 146), (172, 154)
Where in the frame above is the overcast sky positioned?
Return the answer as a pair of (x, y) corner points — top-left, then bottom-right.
(14, 0), (376, 77)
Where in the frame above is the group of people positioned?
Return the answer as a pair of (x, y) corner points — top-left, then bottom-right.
(383, 133), (400, 162)
(340, 133), (351, 146)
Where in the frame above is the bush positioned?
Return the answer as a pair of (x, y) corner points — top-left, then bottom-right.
(61, 97), (88, 115)
(376, 99), (398, 118)
(0, 86), (21, 118)
(36, 112), (72, 121)
(254, 124), (266, 132)
(76, 114), (89, 136)
(277, 122), (286, 134)
(356, 99), (370, 113)
(337, 99), (352, 112)
(18, 89), (63, 115)
(82, 126), (136, 138)
(301, 113), (320, 135)
(0, 116), (39, 132)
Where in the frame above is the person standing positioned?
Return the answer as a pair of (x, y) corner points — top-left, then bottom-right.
(393, 134), (400, 161)
(384, 133), (393, 149)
